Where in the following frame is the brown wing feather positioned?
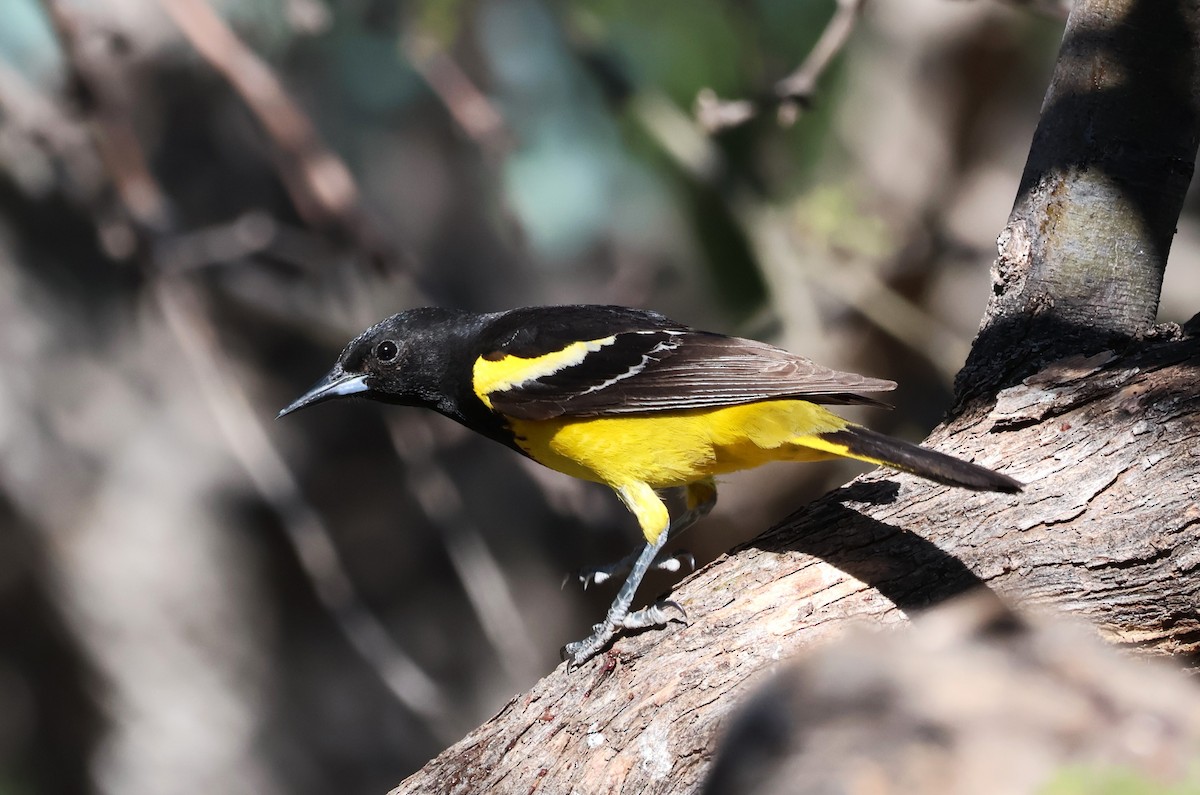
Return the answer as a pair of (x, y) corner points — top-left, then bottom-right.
(486, 330), (896, 420)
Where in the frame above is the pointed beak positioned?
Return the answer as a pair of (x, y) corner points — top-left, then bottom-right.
(277, 367), (370, 418)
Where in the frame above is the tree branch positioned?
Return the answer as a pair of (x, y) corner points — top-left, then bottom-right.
(154, 0), (415, 273)
(695, 0), (868, 133)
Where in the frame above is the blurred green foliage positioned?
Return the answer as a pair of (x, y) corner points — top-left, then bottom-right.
(0, 0), (58, 82)
(1042, 765), (1200, 795)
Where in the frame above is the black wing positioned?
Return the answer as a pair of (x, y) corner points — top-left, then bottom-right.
(474, 307), (896, 421)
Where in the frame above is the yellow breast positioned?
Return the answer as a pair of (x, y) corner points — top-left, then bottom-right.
(508, 400), (851, 490)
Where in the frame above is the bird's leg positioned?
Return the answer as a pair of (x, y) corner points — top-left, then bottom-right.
(675, 478), (718, 533)
(562, 481), (715, 666)
(561, 529), (679, 666)
(571, 480), (717, 588)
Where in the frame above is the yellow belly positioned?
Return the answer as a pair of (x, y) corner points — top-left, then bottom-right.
(508, 400), (851, 490)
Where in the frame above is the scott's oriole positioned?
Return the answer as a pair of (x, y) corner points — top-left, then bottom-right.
(279, 305), (1021, 665)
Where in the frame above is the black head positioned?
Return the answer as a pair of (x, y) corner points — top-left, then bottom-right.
(277, 307), (479, 418)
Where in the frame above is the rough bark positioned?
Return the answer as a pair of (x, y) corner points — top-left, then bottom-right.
(390, 323), (1200, 794)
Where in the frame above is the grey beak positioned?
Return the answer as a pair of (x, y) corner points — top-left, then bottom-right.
(277, 367), (370, 418)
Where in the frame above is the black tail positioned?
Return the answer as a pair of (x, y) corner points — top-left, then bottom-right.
(821, 426), (1022, 493)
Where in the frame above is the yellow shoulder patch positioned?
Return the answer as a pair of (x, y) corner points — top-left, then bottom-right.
(472, 335), (616, 407)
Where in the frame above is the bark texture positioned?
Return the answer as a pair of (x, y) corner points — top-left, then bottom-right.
(390, 323), (1200, 795)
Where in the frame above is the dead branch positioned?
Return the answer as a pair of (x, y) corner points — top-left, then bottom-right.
(696, 0), (868, 133)
(154, 0), (414, 273)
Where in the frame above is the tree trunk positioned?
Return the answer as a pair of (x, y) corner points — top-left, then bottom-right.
(957, 0), (1200, 404)
(391, 1), (1200, 792)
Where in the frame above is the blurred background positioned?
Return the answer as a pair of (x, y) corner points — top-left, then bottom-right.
(0, 1), (1196, 793)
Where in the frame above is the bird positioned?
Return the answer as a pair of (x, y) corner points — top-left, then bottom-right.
(278, 305), (1021, 666)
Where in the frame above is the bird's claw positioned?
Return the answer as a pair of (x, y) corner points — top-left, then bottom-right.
(561, 627), (614, 666)
(577, 568), (614, 589)
(560, 599), (688, 666)
(622, 599), (688, 629)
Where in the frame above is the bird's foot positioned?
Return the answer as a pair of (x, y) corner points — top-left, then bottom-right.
(622, 599), (687, 629)
(568, 550), (695, 590)
(560, 599), (687, 666)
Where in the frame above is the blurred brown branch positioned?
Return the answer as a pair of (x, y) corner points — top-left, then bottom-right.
(633, 95), (972, 378)
(402, 30), (513, 159)
(704, 594), (1200, 795)
(155, 0), (414, 274)
(695, 0), (1068, 135)
(41, 1), (168, 234)
(696, 0), (867, 133)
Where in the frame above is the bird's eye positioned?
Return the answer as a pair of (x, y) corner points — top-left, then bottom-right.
(375, 340), (399, 362)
